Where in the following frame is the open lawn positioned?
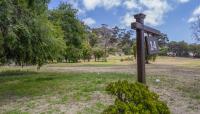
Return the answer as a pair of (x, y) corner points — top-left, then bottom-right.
(0, 56), (200, 114)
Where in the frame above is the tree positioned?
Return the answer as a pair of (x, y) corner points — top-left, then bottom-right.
(168, 41), (189, 57)
(189, 44), (200, 58)
(49, 3), (87, 63)
(85, 26), (98, 48)
(132, 40), (137, 59)
(93, 48), (104, 62)
(93, 24), (116, 61)
(113, 27), (135, 55)
(191, 16), (200, 41)
(82, 42), (92, 62)
(0, 0), (65, 68)
(0, 31), (3, 64)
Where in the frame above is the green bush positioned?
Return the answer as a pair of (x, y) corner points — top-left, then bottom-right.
(93, 48), (104, 62)
(102, 80), (170, 114)
(120, 56), (134, 62)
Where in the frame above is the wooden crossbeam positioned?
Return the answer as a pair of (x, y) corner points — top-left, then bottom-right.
(131, 22), (161, 36)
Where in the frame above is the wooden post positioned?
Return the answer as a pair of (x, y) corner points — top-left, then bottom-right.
(132, 13), (161, 84)
(134, 13), (146, 84)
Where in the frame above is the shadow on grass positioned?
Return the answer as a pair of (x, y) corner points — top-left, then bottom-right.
(0, 72), (134, 105)
(0, 70), (37, 77)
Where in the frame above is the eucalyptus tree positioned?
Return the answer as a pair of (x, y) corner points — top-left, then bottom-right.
(112, 26), (135, 55)
(93, 24), (117, 61)
(85, 26), (98, 48)
(191, 16), (200, 41)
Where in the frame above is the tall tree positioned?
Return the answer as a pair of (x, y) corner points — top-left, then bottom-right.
(49, 3), (87, 63)
(0, 0), (65, 68)
(191, 16), (200, 41)
(93, 24), (116, 61)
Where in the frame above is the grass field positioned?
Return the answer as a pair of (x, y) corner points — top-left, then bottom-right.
(0, 56), (200, 114)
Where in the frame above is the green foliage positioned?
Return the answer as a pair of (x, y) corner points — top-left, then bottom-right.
(122, 44), (133, 55)
(159, 47), (168, 56)
(103, 80), (170, 114)
(168, 41), (189, 57)
(120, 56), (133, 62)
(108, 48), (117, 55)
(145, 54), (157, 64)
(82, 42), (92, 62)
(132, 40), (137, 59)
(65, 46), (81, 63)
(87, 29), (98, 48)
(189, 44), (200, 58)
(93, 48), (104, 62)
(0, 0), (65, 68)
(49, 3), (87, 63)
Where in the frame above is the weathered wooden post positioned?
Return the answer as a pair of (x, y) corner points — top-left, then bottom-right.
(132, 13), (161, 84)
(134, 13), (146, 84)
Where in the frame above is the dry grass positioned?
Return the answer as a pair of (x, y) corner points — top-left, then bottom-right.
(0, 56), (200, 114)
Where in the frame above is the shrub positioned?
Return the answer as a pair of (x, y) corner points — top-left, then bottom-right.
(102, 80), (170, 114)
(82, 43), (92, 62)
(120, 56), (134, 62)
(93, 48), (104, 62)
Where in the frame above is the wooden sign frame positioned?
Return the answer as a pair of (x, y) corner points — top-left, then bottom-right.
(131, 13), (162, 84)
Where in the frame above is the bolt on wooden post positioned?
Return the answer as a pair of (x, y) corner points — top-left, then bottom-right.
(131, 13), (161, 84)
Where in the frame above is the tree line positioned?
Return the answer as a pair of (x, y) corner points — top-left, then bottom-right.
(0, 1), (136, 68)
(159, 41), (200, 58)
(0, 0), (199, 68)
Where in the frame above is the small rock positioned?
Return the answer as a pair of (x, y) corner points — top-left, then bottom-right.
(155, 79), (160, 83)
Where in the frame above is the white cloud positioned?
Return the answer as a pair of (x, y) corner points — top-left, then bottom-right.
(82, 0), (121, 10)
(121, 13), (134, 27)
(66, 0), (192, 27)
(121, 0), (171, 27)
(67, 0), (171, 26)
(188, 5), (200, 23)
(177, 0), (190, 3)
(82, 0), (100, 10)
(83, 18), (96, 26)
(193, 6), (200, 15)
(141, 0), (171, 26)
(123, 0), (141, 10)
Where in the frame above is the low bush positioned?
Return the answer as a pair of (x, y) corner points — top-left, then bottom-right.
(120, 56), (133, 62)
(102, 80), (170, 114)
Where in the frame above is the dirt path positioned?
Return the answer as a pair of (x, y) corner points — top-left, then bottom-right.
(44, 64), (200, 77)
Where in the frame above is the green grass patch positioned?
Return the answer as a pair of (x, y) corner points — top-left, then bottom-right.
(177, 79), (200, 100)
(0, 71), (134, 102)
(4, 110), (28, 114)
(0, 69), (199, 113)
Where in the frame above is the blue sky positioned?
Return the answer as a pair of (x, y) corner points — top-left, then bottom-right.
(49, 0), (200, 43)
